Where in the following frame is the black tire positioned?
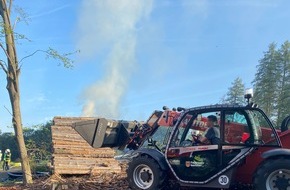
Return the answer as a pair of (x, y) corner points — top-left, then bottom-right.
(127, 155), (167, 190)
(253, 157), (290, 190)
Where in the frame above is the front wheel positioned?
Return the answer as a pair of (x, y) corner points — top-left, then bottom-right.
(254, 157), (290, 190)
(127, 155), (167, 190)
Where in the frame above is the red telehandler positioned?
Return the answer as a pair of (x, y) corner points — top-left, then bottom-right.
(73, 93), (290, 190)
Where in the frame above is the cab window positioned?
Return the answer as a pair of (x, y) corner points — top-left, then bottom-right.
(224, 111), (250, 144)
(247, 110), (278, 145)
(171, 111), (220, 147)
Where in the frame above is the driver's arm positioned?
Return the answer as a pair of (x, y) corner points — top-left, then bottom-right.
(198, 136), (208, 143)
(193, 135), (208, 143)
(193, 128), (212, 144)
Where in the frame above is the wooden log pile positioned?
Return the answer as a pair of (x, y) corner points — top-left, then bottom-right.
(51, 117), (121, 175)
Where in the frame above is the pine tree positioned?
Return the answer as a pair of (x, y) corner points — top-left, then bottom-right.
(223, 77), (245, 105)
(276, 41), (290, 125)
(252, 43), (280, 119)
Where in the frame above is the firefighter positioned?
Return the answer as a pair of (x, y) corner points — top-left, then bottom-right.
(3, 149), (11, 171)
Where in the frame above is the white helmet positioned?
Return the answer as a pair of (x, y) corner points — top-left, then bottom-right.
(6, 149), (10, 153)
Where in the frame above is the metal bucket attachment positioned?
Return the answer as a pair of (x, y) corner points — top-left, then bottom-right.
(72, 118), (138, 149)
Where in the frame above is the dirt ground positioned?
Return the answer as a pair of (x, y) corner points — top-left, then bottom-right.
(0, 173), (253, 190)
(0, 165), (252, 190)
(0, 172), (130, 190)
(0, 163), (131, 190)
(0, 167), (22, 190)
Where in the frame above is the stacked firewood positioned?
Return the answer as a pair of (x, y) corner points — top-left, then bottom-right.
(51, 117), (121, 175)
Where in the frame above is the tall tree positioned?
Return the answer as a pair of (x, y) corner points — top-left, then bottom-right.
(252, 43), (280, 119)
(276, 41), (290, 125)
(223, 77), (245, 105)
(0, 0), (33, 183)
(0, 1), (73, 184)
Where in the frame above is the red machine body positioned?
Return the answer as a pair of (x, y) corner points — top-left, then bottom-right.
(73, 105), (290, 189)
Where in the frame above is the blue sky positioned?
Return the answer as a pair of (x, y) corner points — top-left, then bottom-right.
(0, 0), (290, 132)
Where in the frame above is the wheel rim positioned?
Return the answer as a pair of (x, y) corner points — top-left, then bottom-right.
(266, 169), (290, 190)
(133, 164), (154, 189)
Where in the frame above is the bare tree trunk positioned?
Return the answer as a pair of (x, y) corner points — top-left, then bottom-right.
(0, 0), (32, 184)
(7, 76), (33, 184)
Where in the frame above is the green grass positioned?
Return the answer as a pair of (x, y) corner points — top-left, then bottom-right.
(30, 160), (51, 173)
(10, 161), (21, 167)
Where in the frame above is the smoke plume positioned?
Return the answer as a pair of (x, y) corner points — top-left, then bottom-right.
(77, 0), (153, 117)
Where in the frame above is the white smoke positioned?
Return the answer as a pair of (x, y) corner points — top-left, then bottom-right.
(76, 0), (153, 117)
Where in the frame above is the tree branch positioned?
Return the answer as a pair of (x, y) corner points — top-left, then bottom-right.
(19, 49), (46, 68)
(0, 60), (7, 74)
(0, 42), (13, 64)
(8, 0), (12, 16)
(0, 42), (18, 75)
(4, 105), (13, 116)
(12, 16), (19, 30)
(19, 48), (77, 69)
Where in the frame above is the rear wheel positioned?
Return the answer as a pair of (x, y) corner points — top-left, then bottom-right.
(127, 155), (167, 190)
(254, 157), (290, 190)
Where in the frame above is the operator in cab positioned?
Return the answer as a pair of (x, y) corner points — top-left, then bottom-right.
(193, 115), (220, 145)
